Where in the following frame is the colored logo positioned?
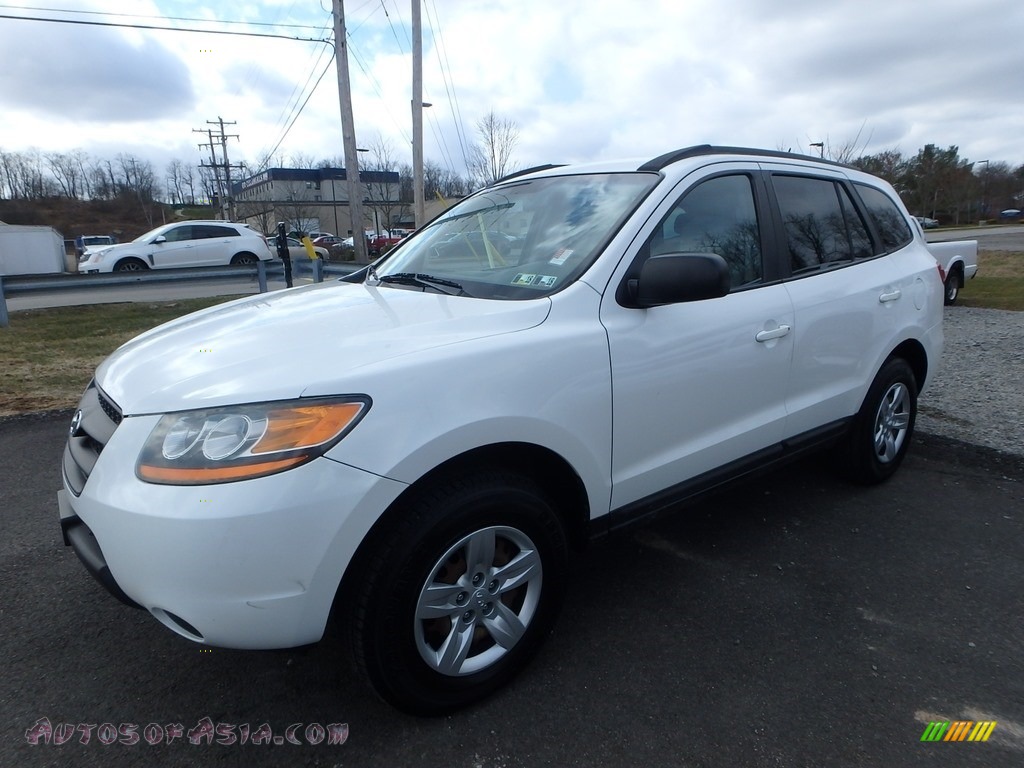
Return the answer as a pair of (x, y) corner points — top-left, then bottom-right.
(920, 721), (997, 742)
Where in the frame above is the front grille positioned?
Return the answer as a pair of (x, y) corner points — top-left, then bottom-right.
(97, 388), (123, 425)
(64, 381), (121, 496)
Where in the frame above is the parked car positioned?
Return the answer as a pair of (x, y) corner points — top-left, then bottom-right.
(286, 237), (328, 260)
(999, 209), (1022, 219)
(78, 221), (272, 273)
(915, 216), (940, 229)
(368, 232), (409, 255)
(58, 146), (943, 714)
(74, 235), (116, 258)
(312, 235), (345, 249)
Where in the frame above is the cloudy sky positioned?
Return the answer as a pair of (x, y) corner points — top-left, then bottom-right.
(1, 0), (1023, 183)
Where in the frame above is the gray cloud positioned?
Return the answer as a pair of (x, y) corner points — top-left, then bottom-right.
(0, 20), (194, 121)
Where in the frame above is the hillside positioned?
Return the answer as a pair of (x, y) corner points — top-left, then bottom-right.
(0, 197), (215, 248)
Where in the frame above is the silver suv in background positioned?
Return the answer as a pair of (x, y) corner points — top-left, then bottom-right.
(78, 221), (272, 273)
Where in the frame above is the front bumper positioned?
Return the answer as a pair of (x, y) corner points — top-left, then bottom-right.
(59, 410), (407, 649)
(59, 489), (141, 608)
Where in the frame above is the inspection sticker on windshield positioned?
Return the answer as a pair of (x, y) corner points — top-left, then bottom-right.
(512, 273), (557, 288)
(549, 248), (573, 265)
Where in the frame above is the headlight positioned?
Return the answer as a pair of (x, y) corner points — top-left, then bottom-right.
(136, 397), (369, 485)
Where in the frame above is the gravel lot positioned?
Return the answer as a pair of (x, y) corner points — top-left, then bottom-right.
(917, 305), (1024, 456)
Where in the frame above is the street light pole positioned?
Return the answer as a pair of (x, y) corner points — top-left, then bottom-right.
(977, 159), (989, 222)
(809, 141), (824, 158)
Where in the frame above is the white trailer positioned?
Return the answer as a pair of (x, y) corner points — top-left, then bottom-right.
(0, 224), (67, 275)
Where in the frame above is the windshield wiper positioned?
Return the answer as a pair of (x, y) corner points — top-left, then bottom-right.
(378, 272), (466, 296)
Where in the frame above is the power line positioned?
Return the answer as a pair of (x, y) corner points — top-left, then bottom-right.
(252, 49), (337, 173)
(0, 12), (330, 43)
(380, 0), (406, 54)
(0, 3), (328, 32)
(347, 37), (412, 144)
(259, 20), (336, 156)
(424, 0), (471, 172)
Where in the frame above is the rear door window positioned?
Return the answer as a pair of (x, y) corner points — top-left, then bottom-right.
(771, 175), (873, 273)
(194, 225), (240, 239)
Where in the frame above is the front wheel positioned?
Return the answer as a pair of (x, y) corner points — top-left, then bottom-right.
(351, 470), (568, 714)
(230, 252), (258, 266)
(114, 258), (148, 272)
(841, 357), (918, 484)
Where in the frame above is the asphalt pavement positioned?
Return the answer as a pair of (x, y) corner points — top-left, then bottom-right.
(2, 411), (1022, 767)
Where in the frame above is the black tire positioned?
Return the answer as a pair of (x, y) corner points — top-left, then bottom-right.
(841, 357), (918, 484)
(944, 268), (961, 305)
(351, 470), (568, 714)
(230, 252), (258, 266)
(113, 258), (148, 272)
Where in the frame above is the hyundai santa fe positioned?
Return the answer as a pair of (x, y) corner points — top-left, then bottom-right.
(58, 145), (944, 713)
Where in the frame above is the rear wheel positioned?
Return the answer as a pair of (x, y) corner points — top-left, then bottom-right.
(841, 357), (918, 484)
(230, 252), (258, 265)
(944, 268), (961, 305)
(351, 470), (568, 714)
(113, 258), (147, 272)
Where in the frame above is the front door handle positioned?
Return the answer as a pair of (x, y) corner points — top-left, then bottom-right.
(755, 324), (791, 343)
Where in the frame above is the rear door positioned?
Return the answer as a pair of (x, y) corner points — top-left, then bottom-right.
(761, 164), (902, 433)
(601, 165), (795, 511)
(191, 224), (243, 266)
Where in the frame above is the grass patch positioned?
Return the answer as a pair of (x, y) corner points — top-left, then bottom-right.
(956, 250), (1024, 311)
(0, 297), (242, 417)
(958, 276), (1024, 311)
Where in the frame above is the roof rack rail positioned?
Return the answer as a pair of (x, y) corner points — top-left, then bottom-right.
(490, 164), (566, 186)
(638, 145), (849, 172)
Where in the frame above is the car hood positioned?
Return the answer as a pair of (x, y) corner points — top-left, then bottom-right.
(96, 281), (550, 415)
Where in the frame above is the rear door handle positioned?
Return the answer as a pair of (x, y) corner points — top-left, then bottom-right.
(879, 288), (902, 303)
(755, 324), (791, 343)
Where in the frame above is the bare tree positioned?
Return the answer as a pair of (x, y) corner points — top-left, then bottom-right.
(197, 165), (219, 211)
(0, 149), (52, 199)
(360, 136), (406, 232)
(166, 159), (187, 205)
(288, 151), (319, 170)
(468, 110), (519, 187)
(46, 150), (88, 198)
(275, 183), (322, 235)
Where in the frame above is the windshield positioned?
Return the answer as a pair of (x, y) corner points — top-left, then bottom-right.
(372, 172), (656, 299)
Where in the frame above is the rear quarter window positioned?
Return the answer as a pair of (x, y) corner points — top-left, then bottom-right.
(854, 183), (913, 252)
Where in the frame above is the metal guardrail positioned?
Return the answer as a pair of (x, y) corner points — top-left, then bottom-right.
(0, 259), (364, 327)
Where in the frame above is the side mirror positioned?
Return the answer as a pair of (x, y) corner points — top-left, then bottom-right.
(627, 252), (731, 307)
(153, 236), (167, 245)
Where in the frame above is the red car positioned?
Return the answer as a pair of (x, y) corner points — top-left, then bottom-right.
(368, 233), (405, 255)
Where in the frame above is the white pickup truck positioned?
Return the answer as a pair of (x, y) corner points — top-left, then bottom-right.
(925, 237), (979, 305)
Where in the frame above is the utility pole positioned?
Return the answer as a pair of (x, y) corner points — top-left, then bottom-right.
(333, 0), (369, 263)
(411, 0), (425, 228)
(212, 117), (239, 221)
(195, 120), (244, 220)
(195, 128), (222, 216)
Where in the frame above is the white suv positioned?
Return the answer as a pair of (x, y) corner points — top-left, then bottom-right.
(77, 220), (272, 273)
(58, 146), (943, 713)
